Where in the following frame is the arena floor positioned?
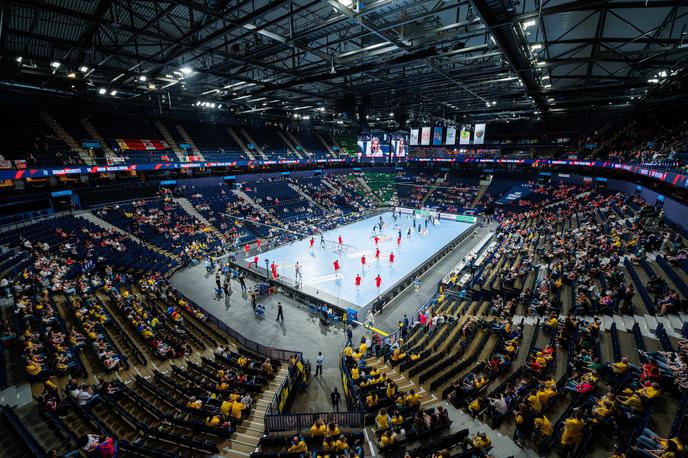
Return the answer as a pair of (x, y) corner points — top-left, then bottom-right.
(246, 211), (474, 309)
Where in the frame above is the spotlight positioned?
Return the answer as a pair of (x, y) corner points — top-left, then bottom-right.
(98, 88), (107, 95)
(139, 75), (147, 82)
(110, 89), (117, 96)
(50, 61), (61, 68)
(16, 56), (23, 63)
(179, 66), (192, 75)
(148, 83), (156, 90)
(79, 66), (89, 73)
(67, 72), (76, 78)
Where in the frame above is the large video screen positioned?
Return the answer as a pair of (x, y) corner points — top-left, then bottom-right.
(357, 133), (390, 157)
(390, 133), (408, 158)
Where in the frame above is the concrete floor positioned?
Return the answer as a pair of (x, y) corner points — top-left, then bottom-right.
(169, 222), (495, 412)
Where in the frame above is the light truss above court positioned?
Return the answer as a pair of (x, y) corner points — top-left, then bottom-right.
(2, 0), (688, 123)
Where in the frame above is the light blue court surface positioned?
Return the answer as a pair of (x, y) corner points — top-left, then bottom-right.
(246, 212), (473, 309)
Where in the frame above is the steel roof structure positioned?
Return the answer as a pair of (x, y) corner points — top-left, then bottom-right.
(2, 0), (688, 125)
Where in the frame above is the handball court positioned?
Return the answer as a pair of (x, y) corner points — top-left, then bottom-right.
(246, 211), (474, 310)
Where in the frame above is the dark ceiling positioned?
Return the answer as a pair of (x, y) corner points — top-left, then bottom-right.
(2, 0), (688, 127)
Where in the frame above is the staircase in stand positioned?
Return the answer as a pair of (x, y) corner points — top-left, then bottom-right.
(232, 190), (284, 228)
(315, 132), (336, 157)
(174, 125), (204, 160)
(220, 364), (290, 458)
(277, 131), (303, 158)
(471, 185), (489, 207)
(39, 112), (93, 164)
(239, 129), (267, 159)
(153, 120), (185, 161)
(421, 179), (443, 206)
(80, 117), (114, 156)
(284, 131), (308, 157)
(328, 133), (342, 156)
(228, 128), (256, 160)
(173, 197), (217, 231)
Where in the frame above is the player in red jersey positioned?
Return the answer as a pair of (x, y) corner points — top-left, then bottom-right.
(375, 247), (380, 260)
(338, 235), (343, 246)
(310, 237), (315, 249)
(374, 235), (380, 245)
(333, 259), (340, 272)
(375, 274), (382, 289)
(361, 254), (366, 267)
(355, 274), (361, 287)
(397, 236), (401, 247)
(389, 252), (395, 265)
(256, 239), (261, 251)
(244, 243), (250, 256)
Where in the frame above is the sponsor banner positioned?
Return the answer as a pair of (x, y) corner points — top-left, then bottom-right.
(496, 186), (531, 205)
(445, 126), (457, 145)
(421, 127), (431, 146)
(115, 139), (170, 151)
(459, 126), (471, 145)
(410, 129), (419, 146)
(473, 123), (486, 144)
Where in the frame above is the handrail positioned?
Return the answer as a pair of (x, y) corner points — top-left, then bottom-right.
(170, 285), (300, 362)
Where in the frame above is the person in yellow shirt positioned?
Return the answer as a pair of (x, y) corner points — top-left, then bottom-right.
(183, 395), (200, 410)
(560, 411), (585, 452)
(609, 357), (629, 375)
(638, 383), (661, 402)
(471, 432), (491, 450)
(380, 430), (394, 448)
(527, 390), (543, 413)
(206, 415), (221, 427)
(238, 356), (248, 367)
(322, 436), (335, 452)
(335, 435), (349, 451)
(468, 396), (483, 417)
(390, 348), (406, 362)
(376, 408), (391, 430)
(344, 346), (353, 358)
(26, 360), (43, 376)
(310, 418), (326, 436)
(220, 399), (232, 415)
(534, 415), (553, 436)
(405, 389), (420, 406)
(287, 436), (308, 453)
(230, 400), (245, 419)
(325, 422), (340, 437)
(366, 393), (378, 408)
(351, 366), (360, 381)
(391, 410), (404, 426)
(386, 382), (397, 399)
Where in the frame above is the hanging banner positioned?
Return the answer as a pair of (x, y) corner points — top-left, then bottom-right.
(473, 124), (486, 145)
(445, 126), (457, 145)
(409, 129), (419, 146)
(432, 127), (443, 146)
(459, 126), (471, 145)
(421, 127), (431, 146)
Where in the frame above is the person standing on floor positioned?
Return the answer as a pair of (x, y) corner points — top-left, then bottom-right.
(239, 272), (246, 292)
(315, 352), (324, 378)
(294, 262), (302, 284)
(276, 302), (284, 322)
(249, 290), (256, 309)
(331, 388), (341, 412)
(215, 271), (222, 294)
(346, 325), (353, 347)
